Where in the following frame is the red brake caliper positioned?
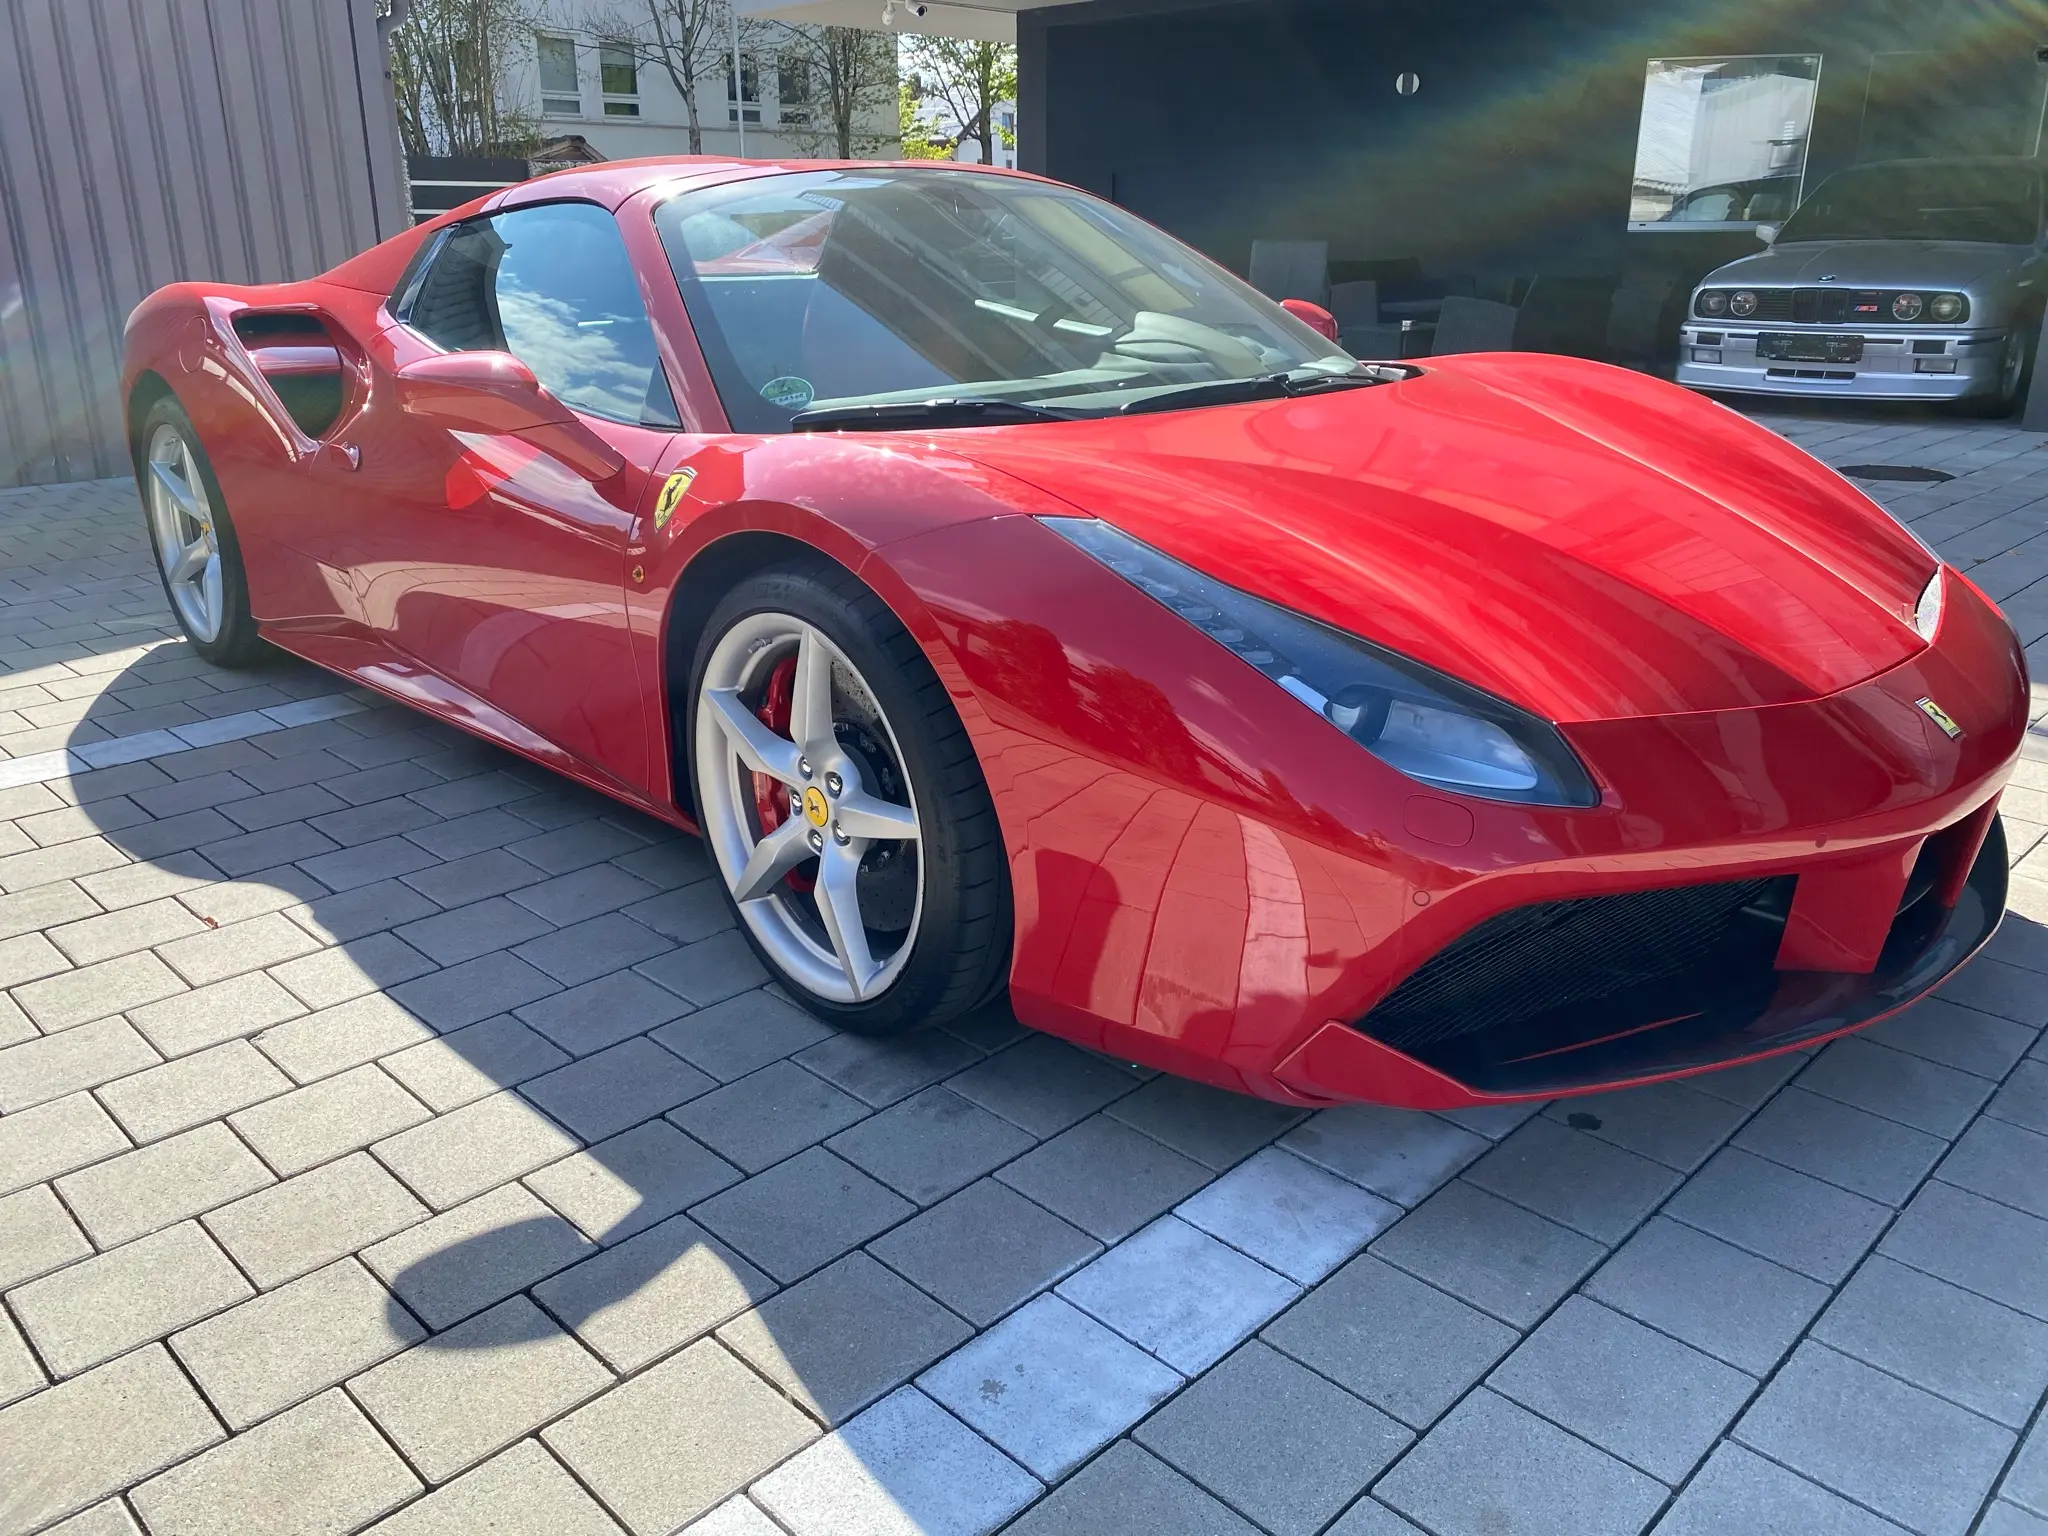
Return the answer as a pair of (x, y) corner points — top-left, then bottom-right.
(749, 654), (816, 894)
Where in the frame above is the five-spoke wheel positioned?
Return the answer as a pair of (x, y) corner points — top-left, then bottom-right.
(135, 396), (263, 666)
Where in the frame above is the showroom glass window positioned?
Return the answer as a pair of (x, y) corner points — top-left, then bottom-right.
(653, 167), (1350, 431)
(401, 201), (677, 426)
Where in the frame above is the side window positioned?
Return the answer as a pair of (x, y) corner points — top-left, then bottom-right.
(403, 202), (678, 427)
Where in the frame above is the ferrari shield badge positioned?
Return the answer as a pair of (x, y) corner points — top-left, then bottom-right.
(652, 467), (697, 533)
(1915, 696), (1963, 739)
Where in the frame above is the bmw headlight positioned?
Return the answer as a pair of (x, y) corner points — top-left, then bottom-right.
(1729, 290), (1759, 318)
(1043, 518), (1600, 807)
(1914, 567), (1944, 641)
(1697, 290), (1729, 317)
(1929, 292), (1967, 323)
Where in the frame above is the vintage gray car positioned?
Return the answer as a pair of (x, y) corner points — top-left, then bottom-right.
(1677, 158), (2046, 412)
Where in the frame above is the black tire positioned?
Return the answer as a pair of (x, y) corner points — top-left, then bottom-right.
(134, 394), (266, 668)
(687, 559), (1012, 1035)
(1971, 317), (2039, 418)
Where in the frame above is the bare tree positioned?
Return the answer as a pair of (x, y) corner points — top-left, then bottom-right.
(601, 0), (758, 155)
(773, 24), (898, 159)
(901, 36), (1014, 165)
(390, 0), (544, 157)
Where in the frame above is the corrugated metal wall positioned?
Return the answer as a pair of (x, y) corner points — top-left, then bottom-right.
(0, 0), (408, 487)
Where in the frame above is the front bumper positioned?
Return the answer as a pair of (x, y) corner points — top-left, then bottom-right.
(1676, 325), (2005, 401)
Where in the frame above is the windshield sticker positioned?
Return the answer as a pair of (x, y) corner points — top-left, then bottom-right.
(652, 466), (697, 532)
(760, 376), (816, 410)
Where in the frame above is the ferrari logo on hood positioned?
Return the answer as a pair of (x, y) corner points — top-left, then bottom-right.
(1915, 697), (1963, 739)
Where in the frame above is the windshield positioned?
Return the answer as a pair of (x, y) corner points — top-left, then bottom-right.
(1777, 163), (2041, 244)
(653, 168), (1359, 430)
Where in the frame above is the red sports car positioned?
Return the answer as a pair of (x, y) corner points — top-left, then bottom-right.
(121, 158), (2028, 1110)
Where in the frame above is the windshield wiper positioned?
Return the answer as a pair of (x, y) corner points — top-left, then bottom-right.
(1115, 367), (1397, 417)
(789, 398), (1080, 432)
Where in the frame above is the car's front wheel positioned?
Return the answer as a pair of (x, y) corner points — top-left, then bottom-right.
(136, 396), (265, 666)
(1977, 317), (2040, 416)
(687, 560), (1011, 1035)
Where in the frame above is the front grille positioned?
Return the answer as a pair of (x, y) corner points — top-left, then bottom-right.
(1359, 877), (1786, 1054)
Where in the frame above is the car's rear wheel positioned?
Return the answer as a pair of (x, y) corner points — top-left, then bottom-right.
(687, 561), (1010, 1035)
(137, 398), (264, 666)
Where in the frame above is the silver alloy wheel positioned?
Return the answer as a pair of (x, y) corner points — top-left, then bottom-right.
(694, 611), (924, 1004)
(145, 422), (224, 643)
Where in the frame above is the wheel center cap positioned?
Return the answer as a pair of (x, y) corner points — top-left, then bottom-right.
(802, 785), (830, 827)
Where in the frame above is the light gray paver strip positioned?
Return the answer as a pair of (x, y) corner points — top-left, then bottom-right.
(0, 1184), (90, 1290)
(202, 1150), (431, 1289)
(54, 1119), (272, 1246)
(533, 1212), (774, 1372)
(361, 1439), (626, 1536)
(8, 1220), (252, 1377)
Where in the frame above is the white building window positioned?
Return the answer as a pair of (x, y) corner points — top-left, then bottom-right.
(776, 56), (811, 125)
(537, 35), (580, 117)
(727, 56), (760, 123)
(600, 43), (640, 118)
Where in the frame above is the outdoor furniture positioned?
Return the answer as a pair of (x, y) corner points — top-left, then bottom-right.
(1249, 239), (1329, 305)
(1428, 296), (1519, 354)
(1330, 280), (1405, 359)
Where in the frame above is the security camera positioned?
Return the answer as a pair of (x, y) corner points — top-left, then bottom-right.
(908, 4), (928, 15)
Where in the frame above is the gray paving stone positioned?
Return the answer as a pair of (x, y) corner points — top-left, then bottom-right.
(286, 876), (439, 944)
(363, 1439), (626, 1536)
(523, 1035), (716, 1142)
(505, 862), (659, 926)
(693, 1145), (914, 1281)
(1060, 1215), (1298, 1374)
(396, 895), (553, 968)
(1262, 1251), (1516, 1427)
(1864, 994), (2037, 1079)
(1280, 1104), (1488, 1207)
(231, 1062), (432, 1176)
(1881, 1181), (2048, 1320)
(514, 969), (692, 1058)
(1937, 954), (2048, 1025)
(0, 1308), (43, 1408)
(542, 1338), (817, 1536)
(1814, 1255), (2048, 1428)
(130, 1387), (421, 1536)
(175, 864), (324, 927)
(46, 895), (204, 965)
(1652, 1443), (1914, 1536)
(9, 1220), (252, 1377)
(1665, 1147), (1891, 1284)
(719, 1251), (970, 1424)
(944, 1035), (1141, 1136)
(381, 1015), (569, 1111)
(56, 1120), (273, 1246)
(754, 1385), (1040, 1536)
(1937, 1113), (2048, 1219)
(352, 1295), (612, 1484)
(621, 879), (732, 943)
(506, 819), (648, 875)
(0, 1346), (222, 1536)
(157, 910), (321, 987)
(1369, 1180), (1602, 1328)
(127, 969), (306, 1057)
(1735, 1342), (2013, 1536)
(1982, 1503), (2048, 1536)
(920, 1293), (1182, 1481)
(0, 1183), (90, 1289)
(375, 1089), (581, 1209)
(0, 881), (101, 947)
(1990, 1058), (2048, 1133)
(788, 1034), (980, 1124)
(870, 1177), (1100, 1327)
(649, 987), (832, 1081)
(267, 931), (436, 1011)
(364, 1182), (596, 1330)
(533, 1212), (774, 1371)
(1376, 1389), (1665, 1536)
(0, 1015), (158, 1110)
(1099, 1073), (1304, 1169)
(1489, 1295), (1755, 1483)
(2009, 1414), (2048, 1517)
(204, 1151), (430, 1288)
(1735, 1085), (1947, 1205)
(296, 832), (442, 893)
(401, 847), (544, 908)
(523, 1118), (740, 1242)
(611, 837), (711, 891)
(96, 1039), (291, 1141)
(824, 1084), (1034, 1205)
(1000, 1114), (1216, 1245)
(1684, 1049), (1808, 1108)
(1325, 1501), (1427, 1536)
(199, 821), (339, 878)
(407, 808), (545, 862)
(172, 1257), (424, 1428)
(1797, 1036), (1995, 1138)
(1003, 1440), (1256, 1536)
(392, 951), (560, 1031)
(635, 928), (769, 1006)
(1585, 1216), (1829, 1375)
(1176, 1146), (1400, 1284)
(0, 1091), (128, 1195)
(252, 991), (436, 1084)
(1462, 1116), (1679, 1242)
(1139, 1340), (1411, 1536)
(1542, 1080), (1748, 1172)
(513, 913), (668, 987)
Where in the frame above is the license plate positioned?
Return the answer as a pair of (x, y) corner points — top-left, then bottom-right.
(1758, 333), (1864, 363)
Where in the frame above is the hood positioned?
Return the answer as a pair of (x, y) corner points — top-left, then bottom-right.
(948, 356), (1932, 723)
(1707, 240), (2027, 291)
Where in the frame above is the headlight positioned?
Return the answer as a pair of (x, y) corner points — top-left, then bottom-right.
(1929, 292), (1966, 323)
(1042, 517), (1600, 807)
(1893, 292), (1925, 321)
(1914, 568), (1943, 641)
(1729, 290), (1758, 318)
(1697, 290), (1729, 317)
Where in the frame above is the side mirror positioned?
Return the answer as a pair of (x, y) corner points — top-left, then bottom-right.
(1755, 223), (1780, 245)
(1281, 298), (1340, 341)
(395, 351), (625, 481)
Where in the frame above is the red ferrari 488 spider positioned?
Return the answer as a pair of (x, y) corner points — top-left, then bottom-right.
(121, 158), (2028, 1110)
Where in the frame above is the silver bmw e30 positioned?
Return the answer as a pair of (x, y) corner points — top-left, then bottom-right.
(1677, 157), (2046, 413)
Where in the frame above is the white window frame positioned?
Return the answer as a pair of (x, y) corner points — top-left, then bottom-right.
(536, 33), (582, 118)
(599, 42), (641, 118)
